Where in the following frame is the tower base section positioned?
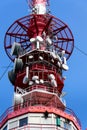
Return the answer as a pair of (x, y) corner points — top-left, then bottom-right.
(0, 106), (81, 130)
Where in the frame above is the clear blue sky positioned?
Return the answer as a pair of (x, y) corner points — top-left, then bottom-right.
(0, 0), (87, 129)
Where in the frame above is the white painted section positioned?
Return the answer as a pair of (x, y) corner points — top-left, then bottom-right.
(1, 113), (78, 130)
(51, 79), (57, 87)
(34, 3), (46, 14)
(9, 120), (18, 129)
(48, 74), (55, 80)
(14, 93), (23, 105)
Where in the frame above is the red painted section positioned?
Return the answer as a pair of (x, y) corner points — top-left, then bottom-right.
(2, 0), (81, 130)
(4, 14), (74, 61)
(15, 62), (64, 93)
(28, 0), (49, 8)
(0, 106), (81, 130)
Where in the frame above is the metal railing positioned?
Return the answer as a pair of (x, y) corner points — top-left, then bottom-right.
(25, 84), (59, 94)
(0, 99), (81, 129)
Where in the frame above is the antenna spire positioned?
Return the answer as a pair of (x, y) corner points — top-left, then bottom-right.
(27, 0), (50, 14)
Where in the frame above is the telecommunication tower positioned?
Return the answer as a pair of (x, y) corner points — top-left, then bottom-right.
(0, 0), (81, 130)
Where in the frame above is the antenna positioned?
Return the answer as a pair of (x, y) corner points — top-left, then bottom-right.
(1, 0), (82, 130)
(8, 69), (16, 85)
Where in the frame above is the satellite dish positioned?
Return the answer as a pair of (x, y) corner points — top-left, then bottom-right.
(62, 64), (69, 71)
(62, 57), (69, 71)
(51, 79), (57, 87)
(35, 79), (39, 84)
(48, 74), (55, 80)
(14, 58), (23, 72)
(29, 55), (33, 59)
(29, 81), (34, 86)
(8, 69), (16, 85)
(40, 79), (44, 84)
(36, 36), (43, 43)
(32, 75), (39, 81)
(30, 38), (36, 43)
(39, 56), (43, 60)
(11, 42), (23, 56)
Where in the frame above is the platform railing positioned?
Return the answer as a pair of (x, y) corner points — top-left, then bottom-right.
(0, 99), (81, 128)
(25, 84), (59, 94)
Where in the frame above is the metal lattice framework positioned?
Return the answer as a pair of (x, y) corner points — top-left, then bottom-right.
(4, 14), (74, 61)
(2, 1), (82, 130)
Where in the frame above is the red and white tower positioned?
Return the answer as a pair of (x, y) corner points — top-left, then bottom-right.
(0, 0), (81, 130)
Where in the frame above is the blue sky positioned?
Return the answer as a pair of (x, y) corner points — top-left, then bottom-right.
(0, 0), (87, 129)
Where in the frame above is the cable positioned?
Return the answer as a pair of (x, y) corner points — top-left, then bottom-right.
(0, 61), (12, 80)
(26, 0), (28, 4)
(75, 45), (87, 56)
(1, 66), (13, 68)
(26, 0), (30, 7)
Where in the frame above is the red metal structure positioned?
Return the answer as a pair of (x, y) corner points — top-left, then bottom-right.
(0, 0), (81, 130)
(4, 14), (74, 61)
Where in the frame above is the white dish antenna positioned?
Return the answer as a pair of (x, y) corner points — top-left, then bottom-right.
(62, 64), (69, 71)
(35, 79), (39, 84)
(29, 81), (34, 86)
(40, 79), (44, 84)
(51, 79), (57, 87)
(36, 36), (43, 43)
(32, 75), (39, 81)
(39, 56), (43, 60)
(30, 38), (36, 43)
(48, 74), (55, 80)
(62, 57), (69, 71)
(29, 55), (33, 59)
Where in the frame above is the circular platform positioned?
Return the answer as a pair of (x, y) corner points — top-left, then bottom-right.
(4, 14), (74, 61)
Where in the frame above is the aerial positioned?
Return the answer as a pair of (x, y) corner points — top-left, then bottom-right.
(0, 0), (87, 129)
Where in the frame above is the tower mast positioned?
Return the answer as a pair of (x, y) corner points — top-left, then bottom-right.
(0, 0), (81, 130)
